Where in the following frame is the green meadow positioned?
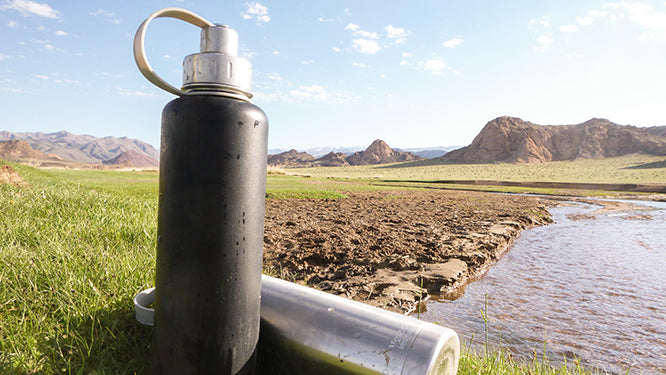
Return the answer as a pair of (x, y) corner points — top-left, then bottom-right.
(2, 157), (661, 373)
(290, 154), (666, 184)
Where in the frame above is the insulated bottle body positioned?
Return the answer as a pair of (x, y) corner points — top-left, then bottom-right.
(155, 95), (268, 374)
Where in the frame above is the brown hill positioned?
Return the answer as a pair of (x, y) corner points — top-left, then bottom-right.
(0, 140), (62, 162)
(267, 149), (316, 168)
(440, 117), (666, 164)
(102, 150), (159, 169)
(313, 151), (350, 167)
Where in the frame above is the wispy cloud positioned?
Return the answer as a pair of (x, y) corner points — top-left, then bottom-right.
(254, 73), (354, 104)
(242, 2), (270, 25)
(535, 32), (554, 52)
(606, 1), (666, 40)
(385, 25), (408, 44)
(34, 74), (49, 79)
(576, 16), (594, 25)
(7, 20), (18, 27)
(559, 24), (579, 32)
(54, 30), (67, 36)
(418, 59), (452, 76)
(443, 37), (463, 48)
(1, 0), (60, 19)
(115, 87), (157, 98)
(352, 38), (380, 54)
(0, 53), (10, 60)
(89, 8), (120, 24)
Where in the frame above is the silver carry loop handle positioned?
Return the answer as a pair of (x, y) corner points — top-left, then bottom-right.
(133, 7), (253, 100)
(133, 8), (213, 97)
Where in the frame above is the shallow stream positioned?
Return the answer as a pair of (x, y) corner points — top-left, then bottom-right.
(420, 198), (666, 374)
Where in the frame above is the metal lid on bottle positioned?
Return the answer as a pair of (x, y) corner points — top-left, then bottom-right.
(182, 24), (252, 99)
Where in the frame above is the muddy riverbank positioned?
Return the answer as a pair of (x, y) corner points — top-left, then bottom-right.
(263, 190), (554, 314)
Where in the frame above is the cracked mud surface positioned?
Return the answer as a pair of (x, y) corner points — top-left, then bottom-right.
(263, 189), (553, 314)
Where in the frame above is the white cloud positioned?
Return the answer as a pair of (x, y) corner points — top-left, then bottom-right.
(331, 46), (341, 52)
(89, 8), (120, 24)
(608, 1), (666, 39)
(54, 30), (67, 36)
(352, 38), (380, 54)
(345, 23), (359, 31)
(352, 62), (368, 68)
(0, 53), (11, 60)
(116, 87), (156, 98)
(588, 10), (608, 18)
(242, 2), (270, 25)
(290, 85), (328, 101)
(356, 30), (378, 39)
(419, 59), (451, 76)
(1, 0), (60, 19)
(559, 24), (579, 32)
(35, 74), (49, 79)
(576, 16), (594, 26)
(301, 59), (315, 65)
(529, 15), (552, 29)
(443, 37), (463, 48)
(7, 20), (18, 27)
(535, 33), (554, 52)
(385, 25), (408, 43)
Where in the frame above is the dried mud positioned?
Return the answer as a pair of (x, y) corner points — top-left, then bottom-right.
(263, 190), (553, 314)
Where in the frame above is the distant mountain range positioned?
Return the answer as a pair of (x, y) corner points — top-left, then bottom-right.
(0, 130), (159, 168)
(439, 117), (666, 164)
(268, 139), (423, 167)
(3, 117), (665, 169)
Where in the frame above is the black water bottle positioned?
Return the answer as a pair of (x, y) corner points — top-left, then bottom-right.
(134, 8), (267, 374)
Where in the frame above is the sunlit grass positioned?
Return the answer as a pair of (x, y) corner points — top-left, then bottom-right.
(291, 154), (666, 184)
(0, 162), (646, 373)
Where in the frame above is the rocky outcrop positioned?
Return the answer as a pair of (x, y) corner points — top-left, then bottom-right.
(441, 117), (666, 164)
(0, 140), (62, 162)
(267, 149), (316, 168)
(346, 139), (422, 165)
(313, 152), (350, 167)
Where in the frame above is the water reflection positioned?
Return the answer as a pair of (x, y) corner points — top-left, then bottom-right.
(420, 199), (666, 374)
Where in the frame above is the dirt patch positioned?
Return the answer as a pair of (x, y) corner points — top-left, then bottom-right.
(263, 190), (553, 314)
(0, 164), (25, 186)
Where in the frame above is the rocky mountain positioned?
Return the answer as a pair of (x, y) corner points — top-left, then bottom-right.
(440, 117), (666, 164)
(0, 139), (63, 162)
(314, 151), (350, 167)
(102, 150), (159, 168)
(267, 149), (316, 168)
(267, 139), (422, 167)
(346, 139), (422, 165)
(0, 130), (159, 165)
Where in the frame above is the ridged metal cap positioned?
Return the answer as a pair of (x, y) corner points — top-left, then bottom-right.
(182, 24), (252, 99)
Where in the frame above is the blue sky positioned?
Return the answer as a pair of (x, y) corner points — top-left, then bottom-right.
(1, 1), (665, 150)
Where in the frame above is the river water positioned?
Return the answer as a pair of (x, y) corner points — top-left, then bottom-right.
(420, 198), (666, 374)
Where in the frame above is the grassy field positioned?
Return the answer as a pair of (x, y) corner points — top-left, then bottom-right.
(1, 161), (650, 373)
(291, 154), (666, 184)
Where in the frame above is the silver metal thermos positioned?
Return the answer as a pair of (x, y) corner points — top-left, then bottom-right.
(133, 8), (267, 374)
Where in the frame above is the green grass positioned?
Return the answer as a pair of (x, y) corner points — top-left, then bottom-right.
(0, 164), (157, 374)
(290, 154), (666, 184)
(0, 163), (642, 373)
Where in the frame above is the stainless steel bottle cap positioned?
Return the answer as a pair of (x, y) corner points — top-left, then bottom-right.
(133, 8), (253, 100)
(182, 24), (253, 98)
